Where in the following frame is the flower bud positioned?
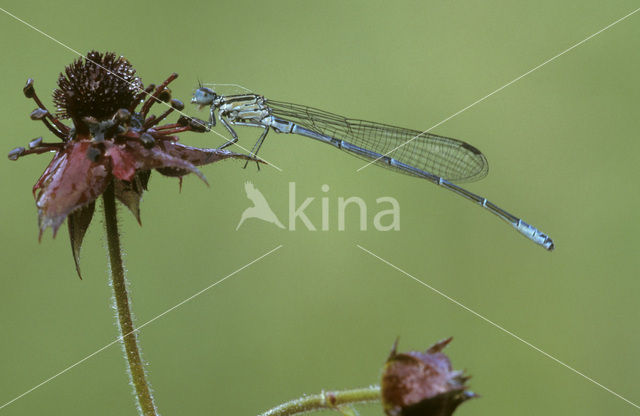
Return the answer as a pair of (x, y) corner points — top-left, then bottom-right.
(381, 338), (475, 416)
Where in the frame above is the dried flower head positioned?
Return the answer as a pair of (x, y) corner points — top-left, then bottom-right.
(381, 338), (476, 416)
(9, 51), (258, 278)
(53, 51), (141, 123)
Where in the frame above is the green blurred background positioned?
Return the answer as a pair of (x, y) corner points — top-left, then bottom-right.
(1, 1), (639, 415)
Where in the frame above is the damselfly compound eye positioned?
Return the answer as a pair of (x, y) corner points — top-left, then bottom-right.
(191, 87), (217, 105)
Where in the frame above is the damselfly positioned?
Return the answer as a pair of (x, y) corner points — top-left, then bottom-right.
(191, 86), (554, 250)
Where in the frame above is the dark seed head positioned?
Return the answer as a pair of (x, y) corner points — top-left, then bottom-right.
(53, 51), (142, 122)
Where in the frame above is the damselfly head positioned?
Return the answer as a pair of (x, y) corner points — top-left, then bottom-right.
(191, 87), (217, 108)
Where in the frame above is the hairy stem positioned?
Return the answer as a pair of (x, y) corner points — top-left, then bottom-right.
(103, 183), (158, 416)
(258, 386), (381, 416)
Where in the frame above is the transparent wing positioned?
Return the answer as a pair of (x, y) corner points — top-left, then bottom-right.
(266, 99), (489, 182)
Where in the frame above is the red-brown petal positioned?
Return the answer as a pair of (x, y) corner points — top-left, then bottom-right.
(33, 149), (66, 197)
(113, 171), (150, 225)
(36, 140), (110, 236)
(68, 201), (95, 279)
(121, 140), (209, 184)
(106, 142), (137, 181)
(157, 141), (256, 167)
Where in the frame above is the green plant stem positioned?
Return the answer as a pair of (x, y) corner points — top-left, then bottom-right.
(103, 183), (158, 416)
(258, 386), (381, 416)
